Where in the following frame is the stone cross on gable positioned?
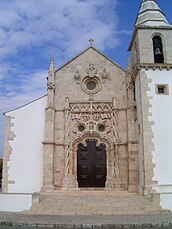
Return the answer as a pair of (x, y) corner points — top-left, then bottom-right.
(89, 38), (94, 46)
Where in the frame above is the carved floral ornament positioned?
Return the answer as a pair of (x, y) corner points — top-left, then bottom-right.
(66, 102), (119, 145)
(74, 63), (110, 94)
(86, 63), (98, 78)
(74, 70), (81, 82)
(126, 74), (134, 90)
(47, 82), (55, 90)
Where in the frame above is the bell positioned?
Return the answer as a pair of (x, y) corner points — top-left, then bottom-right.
(155, 47), (162, 55)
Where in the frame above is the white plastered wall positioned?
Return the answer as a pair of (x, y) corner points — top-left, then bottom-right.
(146, 69), (172, 210)
(5, 96), (47, 193)
(0, 194), (32, 212)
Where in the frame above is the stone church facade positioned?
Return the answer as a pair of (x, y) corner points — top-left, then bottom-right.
(42, 47), (139, 192)
(1, 0), (172, 212)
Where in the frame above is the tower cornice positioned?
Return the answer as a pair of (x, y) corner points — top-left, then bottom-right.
(134, 63), (172, 73)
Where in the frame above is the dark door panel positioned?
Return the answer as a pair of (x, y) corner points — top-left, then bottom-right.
(77, 139), (106, 187)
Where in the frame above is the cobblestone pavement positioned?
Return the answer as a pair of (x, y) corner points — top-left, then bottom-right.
(0, 212), (172, 228)
(0, 227), (172, 229)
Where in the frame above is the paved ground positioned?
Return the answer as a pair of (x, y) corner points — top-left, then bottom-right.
(0, 212), (172, 228)
(0, 227), (171, 229)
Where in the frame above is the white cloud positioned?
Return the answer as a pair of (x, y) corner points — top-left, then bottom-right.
(0, 0), (127, 157)
(0, 0), (120, 59)
(0, 69), (47, 110)
(0, 64), (11, 81)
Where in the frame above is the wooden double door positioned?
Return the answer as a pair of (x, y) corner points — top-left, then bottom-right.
(77, 139), (107, 187)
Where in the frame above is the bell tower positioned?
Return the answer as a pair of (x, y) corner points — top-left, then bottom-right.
(129, 0), (172, 66)
(129, 0), (172, 200)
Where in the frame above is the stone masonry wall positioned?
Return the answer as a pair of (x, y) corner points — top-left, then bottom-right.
(49, 47), (140, 191)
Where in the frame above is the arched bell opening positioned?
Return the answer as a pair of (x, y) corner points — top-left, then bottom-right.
(77, 139), (107, 187)
(153, 36), (164, 63)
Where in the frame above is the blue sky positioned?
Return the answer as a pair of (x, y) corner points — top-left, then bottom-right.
(0, 0), (172, 158)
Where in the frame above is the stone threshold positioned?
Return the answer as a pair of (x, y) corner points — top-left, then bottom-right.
(42, 189), (132, 195)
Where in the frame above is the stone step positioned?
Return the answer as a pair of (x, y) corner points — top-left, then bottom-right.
(26, 191), (163, 215)
(37, 202), (156, 208)
(31, 202), (160, 208)
(30, 204), (161, 214)
(40, 190), (129, 196)
(27, 208), (162, 215)
(30, 209), (161, 215)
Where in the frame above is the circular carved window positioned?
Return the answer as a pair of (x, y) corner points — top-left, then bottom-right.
(98, 124), (105, 132)
(78, 124), (85, 132)
(86, 80), (97, 90)
(81, 76), (101, 94)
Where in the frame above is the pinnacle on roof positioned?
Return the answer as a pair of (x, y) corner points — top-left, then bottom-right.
(48, 58), (55, 72)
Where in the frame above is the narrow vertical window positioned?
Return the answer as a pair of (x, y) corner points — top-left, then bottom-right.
(153, 36), (164, 63)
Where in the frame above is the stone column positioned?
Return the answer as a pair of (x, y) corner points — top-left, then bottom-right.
(126, 61), (139, 193)
(42, 58), (55, 192)
(106, 145), (121, 190)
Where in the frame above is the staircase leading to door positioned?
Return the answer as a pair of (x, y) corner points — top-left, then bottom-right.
(24, 190), (167, 215)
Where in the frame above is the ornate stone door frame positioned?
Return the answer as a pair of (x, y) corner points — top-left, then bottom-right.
(61, 98), (121, 190)
(62, 132), (121, 190)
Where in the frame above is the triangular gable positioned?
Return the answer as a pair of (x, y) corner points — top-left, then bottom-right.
(55, 46), (125, 73)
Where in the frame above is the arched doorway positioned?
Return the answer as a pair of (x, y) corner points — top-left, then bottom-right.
(61, 132), (121, 190)
(77, 139), (107, 187)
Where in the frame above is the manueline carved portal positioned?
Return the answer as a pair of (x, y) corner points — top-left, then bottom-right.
(77, 139), (106, 187)
(62, 99), (121, 189)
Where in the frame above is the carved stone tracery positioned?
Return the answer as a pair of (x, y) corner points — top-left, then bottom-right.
(69, 102), (115, 141)
(62, 100), (121, 189)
